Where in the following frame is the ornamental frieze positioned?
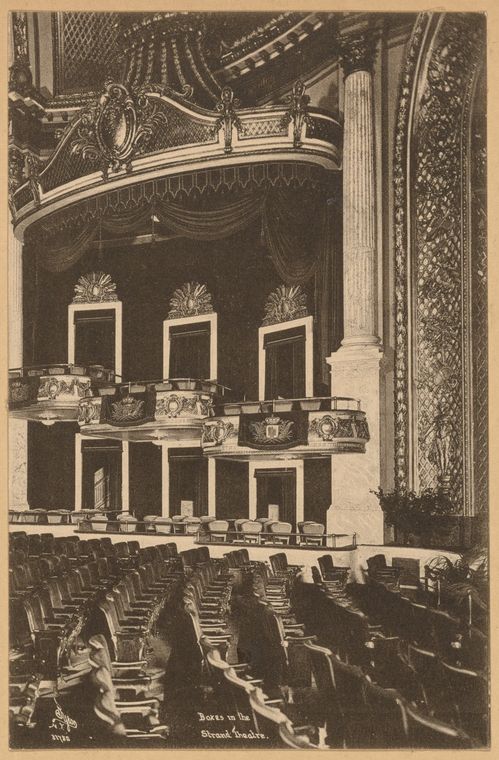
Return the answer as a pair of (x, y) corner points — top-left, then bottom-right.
(156, 393), (212, 418)
(38, 377), (91, 400)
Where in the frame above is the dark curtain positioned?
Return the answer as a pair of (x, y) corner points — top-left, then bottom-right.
(256, 470), (296, 528)
(34, 187), (338, 374)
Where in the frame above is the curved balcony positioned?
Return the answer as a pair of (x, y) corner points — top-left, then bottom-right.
(11, 80), (341, 237)
(77, 378), (228, 443)
(8, 364), (117, 424)
(202, 397), (370, 459)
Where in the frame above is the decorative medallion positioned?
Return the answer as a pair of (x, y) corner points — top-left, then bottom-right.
(202, 419), (235, 446)
(38, 377), (91, 400)
(262, 285), (308, 325)
(111, 396), (144, 423)
(281, 80), (311, 148)
(167, 282), (213, 318)
(73, 272), (118, 303)
(251, 415), (294, 444)
(70, 80), (168, 177)
(309, 415), (338, 441)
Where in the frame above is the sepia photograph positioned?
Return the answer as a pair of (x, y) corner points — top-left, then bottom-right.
(7, 7), (489, 750)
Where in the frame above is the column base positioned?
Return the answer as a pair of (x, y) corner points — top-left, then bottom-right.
(327, 343), (386, 546)
(327, 504), (384, 545)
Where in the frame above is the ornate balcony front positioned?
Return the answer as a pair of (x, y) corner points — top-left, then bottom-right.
(201, 397), (370, 460)
(77, 378), (227, 442)
(8, 364), (116, 424)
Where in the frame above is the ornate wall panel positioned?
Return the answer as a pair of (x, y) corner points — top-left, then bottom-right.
(394, 12), (487, 513)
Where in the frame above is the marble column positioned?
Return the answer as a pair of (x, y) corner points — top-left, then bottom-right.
(9, 224), (29, 508)
(327, 29), (384, 544)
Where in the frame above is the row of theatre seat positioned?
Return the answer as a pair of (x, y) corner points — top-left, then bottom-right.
(9, 531), (185, 743)
(9, 510), (333, 545)
(9, 532), (489, 749)
(306, 552), (488, 746)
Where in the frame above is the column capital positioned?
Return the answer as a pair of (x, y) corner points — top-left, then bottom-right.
(339, 29), (377, 77)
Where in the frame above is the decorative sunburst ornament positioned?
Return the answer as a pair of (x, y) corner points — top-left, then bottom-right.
(73, 272), (118, 303)
(262, 285), (308, 325)
(167, 282), (213, 318)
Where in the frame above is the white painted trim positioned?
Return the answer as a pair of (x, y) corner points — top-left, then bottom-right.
(121, 441), (129, 511)
(161, 443), (170, 517)
(76, 435), (129, 512)
(258, 315), (314, 400)
(248, 459), (304, 525)
(208, 459), (216, 516)
(163, 312), (217, 380)
(68, 300), (123, 378)
(74, 434), (82, 510)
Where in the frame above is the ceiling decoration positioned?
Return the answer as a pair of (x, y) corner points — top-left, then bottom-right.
(120, 13), (223, 109)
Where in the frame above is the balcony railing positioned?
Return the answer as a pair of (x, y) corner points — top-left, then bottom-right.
(8, 364), (117, 424)
(202, 396), (370, 457)
(77, 378), (230, 442)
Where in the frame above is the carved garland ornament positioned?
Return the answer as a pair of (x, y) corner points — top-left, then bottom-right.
(73, 272), (118, 303)
(167, 282), (213, 318)
(70, 80), (168, 177)
(262, 285), (308, 326)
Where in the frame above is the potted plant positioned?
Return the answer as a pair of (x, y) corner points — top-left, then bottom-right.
(425, 545), (488, 625)
(374, 487), (457, 547)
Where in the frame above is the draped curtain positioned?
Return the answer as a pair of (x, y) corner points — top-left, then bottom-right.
(33, 187), (338, 380)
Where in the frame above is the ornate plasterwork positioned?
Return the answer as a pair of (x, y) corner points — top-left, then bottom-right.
(262, 285), (308, 326)
(167, 282), (213, 319)
(70, 80), (168, 177)
(202, 419), (235, 446)
(281, 80), (311, 148)
(73, 272), (118, 303)
(38, 376), (91, 401)
(8, 147), (25, 217)
(338, 28), (377, 77)
(156, 393), (212, 418)
(214, 87), (241, 153)
(393, 13), (486, 510)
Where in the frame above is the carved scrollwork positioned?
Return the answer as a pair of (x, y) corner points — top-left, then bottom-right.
(26, 153), (41, 207)
(280, 80), (311, 148)
(202, 419), (235, 446)
(78, 398), (101, 425)
(38, 377), (91, 400)
(262, 285), (308, 326)
(70, 80), (168, 177)
(167, 282), (213, 318)
(73, 272), (118, 303)
(309, 415), (338, 441)
(8, 147), (25, 217)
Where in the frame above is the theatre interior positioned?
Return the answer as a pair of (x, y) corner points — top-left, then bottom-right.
(8, 10), (489, 749)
